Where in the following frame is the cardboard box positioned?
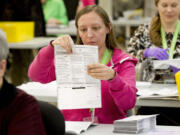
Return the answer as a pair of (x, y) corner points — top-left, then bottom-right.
(0, 21), (34, 43)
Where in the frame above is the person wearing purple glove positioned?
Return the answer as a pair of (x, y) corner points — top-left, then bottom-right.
(127, 0), (180, 126)
(127, 0), (180, 82)
(144, 47), (169, 60)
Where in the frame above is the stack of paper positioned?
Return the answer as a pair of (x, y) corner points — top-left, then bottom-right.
(113, 115), (157, 134)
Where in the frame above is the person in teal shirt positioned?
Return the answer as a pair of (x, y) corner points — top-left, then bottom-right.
(41, 0), (68, 25)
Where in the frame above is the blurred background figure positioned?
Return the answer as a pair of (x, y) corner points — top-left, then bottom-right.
(77, 0), (95, 13)
(77, 0), (98, 13)
(0, 0), (46, 86)
(41, 0), (68, 25)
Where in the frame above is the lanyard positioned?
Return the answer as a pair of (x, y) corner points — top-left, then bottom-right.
(100, 48), (113, 65)
(89, 48), (113, 122)
(161, 20), (180, 59)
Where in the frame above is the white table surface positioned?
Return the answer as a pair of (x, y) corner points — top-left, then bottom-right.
(8, 37), (56, 49)
(136, 82), (180, 107)
(46, 18), (151, 37)
(18, 81), (57, 102)
(80, 124), (180, 135)
(19, 81), (180, 108)
(46, 24), (77, 36)
(112, 17), (151, 26)
(136, 97), (180, 108)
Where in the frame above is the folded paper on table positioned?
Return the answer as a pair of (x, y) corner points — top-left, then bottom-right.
(17, 81), (57, 97)
(65, 121), (96, 135)
(136, 81), (178, 98)
(153, 59), (180, 69)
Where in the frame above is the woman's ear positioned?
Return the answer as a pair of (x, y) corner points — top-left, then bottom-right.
(0, 60), (7, 77)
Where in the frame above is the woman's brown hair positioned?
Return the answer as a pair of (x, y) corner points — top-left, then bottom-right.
(75, 5), (120, 50)
(149, 0), (162, 47)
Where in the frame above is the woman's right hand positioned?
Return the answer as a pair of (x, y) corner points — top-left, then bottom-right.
(144, 47), (168, 60)
(52, 35), (74, 53)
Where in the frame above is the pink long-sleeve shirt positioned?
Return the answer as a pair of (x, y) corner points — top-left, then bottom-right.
(81, 0), (95, 7)
(28, 44), (138, 124)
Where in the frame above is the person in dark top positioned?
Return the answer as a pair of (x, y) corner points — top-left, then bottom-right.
(0, 29), (47, 135)
(0, 81), (47, 135)
(63, 0), (98, 21)
(0, 29), (65, 135)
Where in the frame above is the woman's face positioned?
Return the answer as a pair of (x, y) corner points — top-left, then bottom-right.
(77, 11), (110, 50)
(157, 0), (180, 24)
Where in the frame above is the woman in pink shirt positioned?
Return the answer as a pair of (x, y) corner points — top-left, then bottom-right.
(77, 0), (96, 13)
(81, 0), (95, 6)
(28, 5), (137, 124)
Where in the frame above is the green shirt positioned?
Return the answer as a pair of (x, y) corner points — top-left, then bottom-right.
(42, 0), (68, 25)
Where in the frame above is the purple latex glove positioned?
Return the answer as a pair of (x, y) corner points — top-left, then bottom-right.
(144, 47), (169, 60)
(171, 66), (180, 74)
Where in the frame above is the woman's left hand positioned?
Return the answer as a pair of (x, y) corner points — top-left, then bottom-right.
(87, 63), (115, 80)
(48, 18), (61, 25)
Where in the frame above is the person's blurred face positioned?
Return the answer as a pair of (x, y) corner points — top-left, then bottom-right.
(77, 11), (110, 50)
(41, 0), (46, 4)
(157, 0), (180, 24)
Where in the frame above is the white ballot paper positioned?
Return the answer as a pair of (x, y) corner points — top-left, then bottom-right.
(54, 45), (101, 109)
(153, 59), (180, 69)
